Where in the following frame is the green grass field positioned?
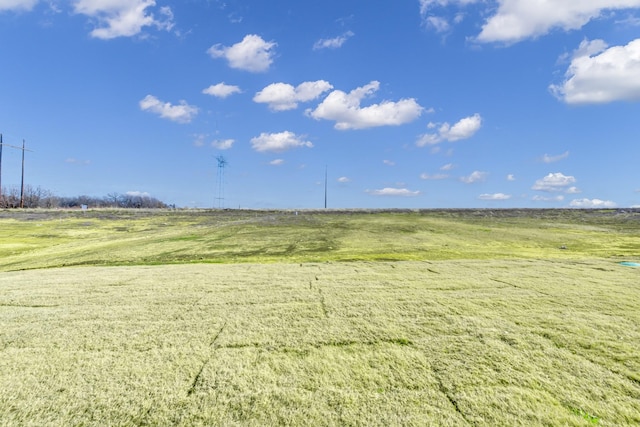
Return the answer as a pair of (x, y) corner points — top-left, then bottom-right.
(1, 209), (639, 425)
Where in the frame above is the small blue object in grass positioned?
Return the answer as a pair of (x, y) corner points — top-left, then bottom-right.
(620, 262), (640, 267)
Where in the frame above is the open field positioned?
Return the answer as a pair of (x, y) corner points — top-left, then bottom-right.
(1, 209), (640, 425)
(1, 208), (640, 270)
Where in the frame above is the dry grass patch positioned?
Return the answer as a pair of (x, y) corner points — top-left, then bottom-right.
(1, 260), (639, 425)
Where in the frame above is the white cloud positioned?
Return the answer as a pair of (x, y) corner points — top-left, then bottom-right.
(566, 186), (582, 194)
(212, 139), (235, 150)
(193, 134), (206, 147)
(367, 188), (421, 197)
(73, 0), (174, 39)
(139, 95), (198, 123)
(460, 170), (487, 184)
(441, 163), (455, 171)
(250, 131), (313, 153)
(202, 83), (242, 98)
(425, 16), (451, 32)
(254, 81), (333, 111)
(542, 151), (570, 163)
(65, 158), (91, 165)
(531, 172), (577, 192)
(313, 31), (354, 50)
(126, 190), (150, 197)
(0, 0), (38, 11)
(420, 1), (640, 44)
(269, 159), (285, 166)
(420, 173), (449, 180)
(419, 0), (478, 33)
(477, 0), (640, 44)
(417, 113), (482, 146)
(550, 38), (640, 104)
(570, 198), (617, 208)
(478, 193), (511, 200)
(532, 195), (565, 202)
(507, 174), (516, 181)
(208, 34), (276, 72)
(337, 177), (350, 183)
(306, 81), (423, 130)
(383, 160), (396, 166)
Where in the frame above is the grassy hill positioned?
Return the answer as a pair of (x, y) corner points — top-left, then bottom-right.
(1, 208), (639, 270)
(1, 209), (639, 425)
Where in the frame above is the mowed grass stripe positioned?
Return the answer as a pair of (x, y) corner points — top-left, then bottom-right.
(1, 260), (639, 425)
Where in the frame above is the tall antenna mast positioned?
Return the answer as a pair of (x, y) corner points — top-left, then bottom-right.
(20, 140), (26, 208)
(215, 155), (228, 209)
(0, 134), (3, 201)
(324, 165), (328, 209)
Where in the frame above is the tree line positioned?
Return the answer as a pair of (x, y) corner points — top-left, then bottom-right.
(0, 185), (168, 209)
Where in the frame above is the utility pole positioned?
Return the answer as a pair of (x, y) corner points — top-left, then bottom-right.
(0, 136), (33, 208)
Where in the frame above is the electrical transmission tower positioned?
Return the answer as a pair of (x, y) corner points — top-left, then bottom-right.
(215, 155), (228, 209)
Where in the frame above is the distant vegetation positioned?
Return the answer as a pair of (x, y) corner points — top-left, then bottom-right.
(0, 185), (167, 209)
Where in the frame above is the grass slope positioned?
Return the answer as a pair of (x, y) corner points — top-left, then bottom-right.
(1, 209), (639, 425)
(1, 261), (639, 425)
(1, 208), (639, 271)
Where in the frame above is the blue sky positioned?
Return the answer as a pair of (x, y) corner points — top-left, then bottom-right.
(1, 0), (639, 209)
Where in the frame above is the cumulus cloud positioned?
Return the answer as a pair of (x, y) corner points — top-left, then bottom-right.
(550, 38), (640, 104)
(425, 15), (451, 32)
(139, 95), (198, 123)
(417, 113), (482, 146)
(532, 195), (565, 202)
(542, 151), (570, 163)
(250, 131), (313, 153)
(531, 172), (577, 192)
(208, 34), (276, 72)
(65, 158), (91, 165)
(337, 177), (350, 183)
(126, 191), (150, 197)
(460, 170), (487, 184)
(419, 0), (640, 44)
(478, 0), (640, 44)
(306, 81), (423, 130)
(566, 186), (582, 194)
(269, 159), (284, 166)
(254, 81), (333, 111)
(0, 0), (39, 11)
(202, 83), (242, 98)
(212, 139), (235, 150)
(313, 31), (354, 50)
(73, 0), (174, 39)
(366, 188), (421, 197)
(507, 174), (516, 181)
(570, 198), (617, 208)
(420, 173), (449, 180)
(419, 0), (477, 33)
(478, 193), (511, 200)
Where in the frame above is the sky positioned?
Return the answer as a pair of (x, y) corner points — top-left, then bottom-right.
(1, 0), (639, 209)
